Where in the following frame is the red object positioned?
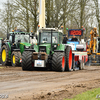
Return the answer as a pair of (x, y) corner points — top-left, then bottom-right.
(75, 56), (79, 61)
(69, 50), (72, 69)
(69, 30), (82, 36)
(62, 57), (65, 68)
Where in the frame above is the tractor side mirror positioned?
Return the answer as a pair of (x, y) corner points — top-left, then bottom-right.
(30, 33), (34, 39)
(7, 33), (10, 40)
(34, 35), (38, 40)
(12, 34), (15, 43)
(30, 35), (33, 39)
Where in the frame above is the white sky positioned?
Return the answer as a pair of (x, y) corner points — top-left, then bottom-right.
(0, 0), (7, 9)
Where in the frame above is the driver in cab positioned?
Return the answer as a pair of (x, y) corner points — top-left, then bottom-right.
(71, 35), (78, 41)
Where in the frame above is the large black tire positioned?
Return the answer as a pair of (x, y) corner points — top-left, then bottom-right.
(21, 51), (34, 71)
(65, 46), (73, 71)
(52, 52), (66, 72)
(18, 52), (21, 66)
(1, 45), (9, 66)
(11, 51), (21, 67)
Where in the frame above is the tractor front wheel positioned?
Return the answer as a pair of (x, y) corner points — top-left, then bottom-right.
(52, 52), (66, 72)
(1, 45), (9, 66)
(11, 51), (21, 67)
(21, 51), (34, 71)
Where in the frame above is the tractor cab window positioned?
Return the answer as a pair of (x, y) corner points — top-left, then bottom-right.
(9, 35), (12, 42)
(15, 34), (29, 43)
(40, 32), (58, 44)
(59, 33), (63, 44)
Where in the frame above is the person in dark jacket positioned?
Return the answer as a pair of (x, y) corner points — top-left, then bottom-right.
(63, 35), (68, 44)
(71, 35), (78, 41)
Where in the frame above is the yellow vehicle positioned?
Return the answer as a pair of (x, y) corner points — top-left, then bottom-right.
(87, 28), (100, 65)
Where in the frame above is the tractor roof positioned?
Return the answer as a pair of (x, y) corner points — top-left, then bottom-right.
(39, 28), (63, 33)
(9, 32), (31, 34)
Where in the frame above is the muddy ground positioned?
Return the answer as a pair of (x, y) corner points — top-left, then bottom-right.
(0, 66), (100, 100)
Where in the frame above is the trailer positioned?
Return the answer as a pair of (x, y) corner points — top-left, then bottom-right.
(64, 28), (88, 70)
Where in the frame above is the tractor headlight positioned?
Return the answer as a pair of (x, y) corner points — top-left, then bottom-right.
(25, 46), (30, 49)
(54, 45), (57, 48)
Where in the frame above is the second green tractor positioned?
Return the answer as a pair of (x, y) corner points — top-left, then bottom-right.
(1, 31), (34, 67)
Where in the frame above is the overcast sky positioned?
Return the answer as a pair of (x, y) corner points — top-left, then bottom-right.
(0, 0), (7, 9)
(0, 0), (100, 9)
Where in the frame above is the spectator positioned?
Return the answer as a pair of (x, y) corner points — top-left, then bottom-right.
(71, 35), (78, 41)
(63, 35), (68, 44)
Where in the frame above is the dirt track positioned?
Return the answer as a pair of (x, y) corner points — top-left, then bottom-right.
(0, 66), (100, 100)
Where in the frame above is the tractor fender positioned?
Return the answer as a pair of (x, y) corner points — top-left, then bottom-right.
(1, 43), (11, 60)
(24, 49), (35, 52)
(65, 45), (74, 60)
(3, 43), (11, 52)
(54, 50), (64, 52)
(64, 45), (72, 53)
(54, 45), (70, 53)
(13, 49), (20, 51)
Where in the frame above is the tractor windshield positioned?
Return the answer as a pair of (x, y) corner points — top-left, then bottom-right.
(15, 34), (29, 43)
(40, 32), (58, 44)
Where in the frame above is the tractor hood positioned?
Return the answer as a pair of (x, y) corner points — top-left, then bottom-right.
(39, 44), (51, 54)
(19, 42), (32, 54)
(20, 42), (32, 46)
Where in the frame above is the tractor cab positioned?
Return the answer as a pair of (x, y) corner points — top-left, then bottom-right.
(37, 28), (63, 53)
(9, 32), (31, 44)
(8, 32), (33, 53)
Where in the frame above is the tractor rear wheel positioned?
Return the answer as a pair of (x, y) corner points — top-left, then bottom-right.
(65, 46), (72, 71)
(1, 45), (9, 66)
(21, 51), (34, 71)
(52, 52), (66, 72)
(11, 51), (21, 67)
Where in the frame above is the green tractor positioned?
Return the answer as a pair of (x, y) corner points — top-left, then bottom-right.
(1, 31), (34, 67)
(21, 28), (73, 72)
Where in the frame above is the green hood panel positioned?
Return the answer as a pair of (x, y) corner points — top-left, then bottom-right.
(34, 44), (39, 52)
(20, 42), (32, 46)
(39, 44), (51, 54)
(19, 42), (31, 54)
(57, 44), (65, 51)
(34, 43), (65, 55)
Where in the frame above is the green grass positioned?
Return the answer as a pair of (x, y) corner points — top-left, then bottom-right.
(65, 88), (100, 100)
(0, 67), (3, 68)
